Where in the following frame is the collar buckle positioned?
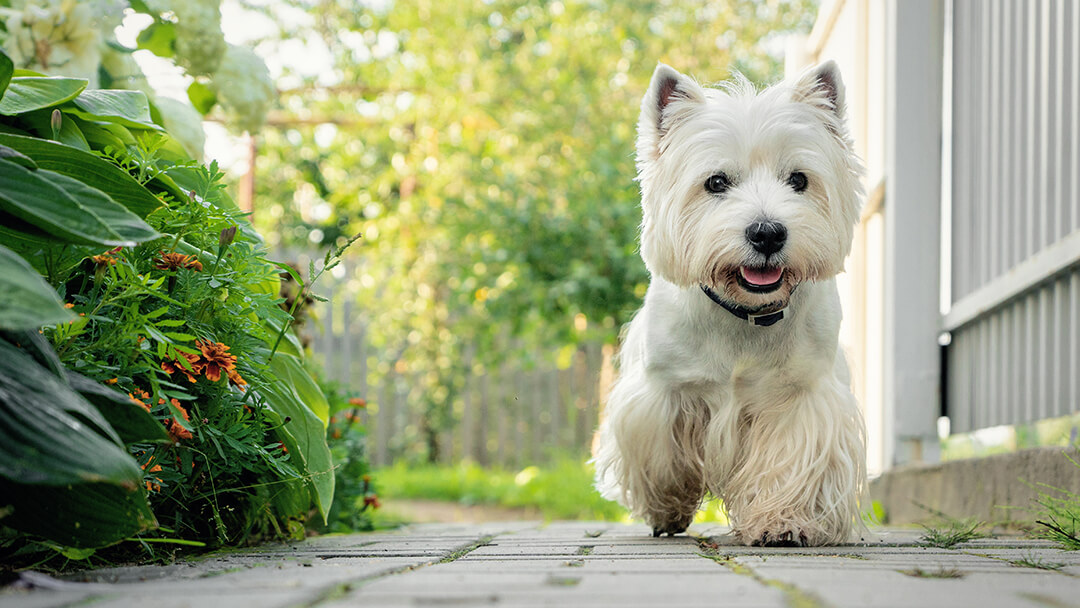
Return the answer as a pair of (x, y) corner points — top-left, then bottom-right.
(700, 284), (787, 327)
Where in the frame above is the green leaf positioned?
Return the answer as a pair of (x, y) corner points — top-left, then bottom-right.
(75, 117), (137, 150)
(0, 77), (87, 115)
(260, 353), (335, 523)
(0, 133), (162, 217)
(136, 20), (176, 58)
(0, 162), (157, 247)
(0, 338), (146, 484)
(0, 48), (13, 101)
(70, 89), (160, 131)
(64, 371), (170, 444)
(46, 171), (160, 244)
(0, 244), (74, 330)
(187, 81), (217, 115)
(0, 144), (37, 169)
(0, 479), (156, 549)
(271, 353), (329, 427)
(19, 108), (90, 150)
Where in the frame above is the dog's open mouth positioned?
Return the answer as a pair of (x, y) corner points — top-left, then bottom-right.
(737, 266), (785, 294)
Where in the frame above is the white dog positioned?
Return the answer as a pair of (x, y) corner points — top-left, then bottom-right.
(593, 61), (866, 546)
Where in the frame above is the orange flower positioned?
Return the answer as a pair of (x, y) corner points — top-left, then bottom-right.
(166, 401), (193, 442)
(155, 252), (203, 272)
(197, 340), (241, 384)
(161, 351), (203, 383)
(63, 302), (75, 309)
(348, 397), (367, 408)
(104, 377), (118, 385)
(128, 388), (152, 412)
(91, 253), (117, 267)
(363, 494), (381, 509)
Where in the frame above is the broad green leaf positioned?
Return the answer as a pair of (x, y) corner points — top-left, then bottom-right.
(0, 144), (37, 169)
(3, 329), (64, 378)
(74, 117), (137, 150)
(65, 371), (171, 444)
(270, 353), (329, 426)
(0, 479), (156, 549)
(47, 171), (160, 244)
(0, 244), (73, 329)
(136, 20), (176, 58)
(0, 212), (93, 276)
(19, 108), (90, 150)
(70, 89), (160, 131)
(0, 162), (155, 247)
(187, 81), (217, 114)
(0, 133), (161, 217)
(0, 48), (13, 100)
(260, 354), (335, 523)
(0, 77), (87, 115)
(0, 339), (139, 485)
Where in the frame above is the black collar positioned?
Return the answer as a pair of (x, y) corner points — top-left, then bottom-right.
(700, 284), (787, 327)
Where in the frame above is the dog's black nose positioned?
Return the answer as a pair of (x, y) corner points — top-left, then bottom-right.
(745, 221), (787, 256)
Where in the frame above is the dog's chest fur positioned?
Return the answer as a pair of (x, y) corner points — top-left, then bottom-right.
(636, 276), (841, 405)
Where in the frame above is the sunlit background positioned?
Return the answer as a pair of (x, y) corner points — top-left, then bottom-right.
(110, 0), (821, 477)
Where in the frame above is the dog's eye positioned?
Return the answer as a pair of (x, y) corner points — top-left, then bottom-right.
(704, 173), (732, 194)
(787, 171), (808, 193)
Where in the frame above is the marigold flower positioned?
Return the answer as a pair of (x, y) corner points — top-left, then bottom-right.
(167, 401), (193, 442)
(64, 302), (75, 309)
(348, 397), (367, 408)
(363, 494), (381, 509)
(104, 377), (118, 385)
(161, 351), (203, 383)
(90, 253), (117, 266)
(155, 252), (203, 272)
(197, 340), (240, 383)
(128, 388), (151, 412)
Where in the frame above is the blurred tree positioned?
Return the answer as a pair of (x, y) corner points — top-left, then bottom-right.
(245, 0), (817, 462)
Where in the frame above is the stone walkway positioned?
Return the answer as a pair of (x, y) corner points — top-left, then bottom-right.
(4, 522), (1080, 608)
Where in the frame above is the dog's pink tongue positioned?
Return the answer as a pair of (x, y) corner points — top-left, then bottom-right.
(741, 266), (784, 286)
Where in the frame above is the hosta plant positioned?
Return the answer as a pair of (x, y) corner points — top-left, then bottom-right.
(0, 47), (360, 568)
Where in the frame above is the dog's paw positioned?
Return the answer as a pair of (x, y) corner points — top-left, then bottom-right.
(750, 530), (809, 547)
(649, 512), (694, 537)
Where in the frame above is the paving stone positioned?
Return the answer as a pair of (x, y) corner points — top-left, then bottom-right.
(3, 524), (1078, 608)
(735, 554), (1080, 608)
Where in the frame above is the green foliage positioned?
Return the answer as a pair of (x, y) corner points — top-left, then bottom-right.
(0, 244), (73, 329)
(915, 503), (989, 548)
(1030, 448), (1080, 550)
(376, 458), (629, 521)
(0, 46), (362, 567)
(316, 382), (378, 534)
(248, 0), (818, 461)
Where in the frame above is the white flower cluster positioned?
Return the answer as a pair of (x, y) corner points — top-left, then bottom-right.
(210, 44), (275, 134)
(166, 0), (228, 76)
(0, 0), (124, 87)
(0, 0), (276, 141)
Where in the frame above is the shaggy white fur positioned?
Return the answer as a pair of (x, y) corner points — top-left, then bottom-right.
(593, 61), (867, 546)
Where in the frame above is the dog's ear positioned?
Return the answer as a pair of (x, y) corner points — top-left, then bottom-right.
(793, 60), (845, 119)
(639, 63), (705, 154)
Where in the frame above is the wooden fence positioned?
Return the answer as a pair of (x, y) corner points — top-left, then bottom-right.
(282, 252), (612, 468)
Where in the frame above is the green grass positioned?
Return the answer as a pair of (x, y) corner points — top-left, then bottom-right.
(899, 567), (965, 579)
(1028, 449), (1080, 550)
(1010, 551), (1065, 571)
(373, 457), (729, 523)
(915, 502), (988, 549)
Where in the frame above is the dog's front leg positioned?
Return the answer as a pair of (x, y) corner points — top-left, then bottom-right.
(714, 375), (866, 547)
(595, 374), (707, 536)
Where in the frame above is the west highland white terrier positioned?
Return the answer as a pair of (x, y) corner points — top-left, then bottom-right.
(593, 61), (866, 546)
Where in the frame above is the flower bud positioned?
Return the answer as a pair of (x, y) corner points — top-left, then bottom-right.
(219, 225), (238, 248)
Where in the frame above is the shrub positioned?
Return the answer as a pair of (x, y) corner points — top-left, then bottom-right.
(0, 48), (364, 567)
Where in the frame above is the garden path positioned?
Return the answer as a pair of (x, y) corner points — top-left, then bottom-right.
(4, 522), (1080, 608)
